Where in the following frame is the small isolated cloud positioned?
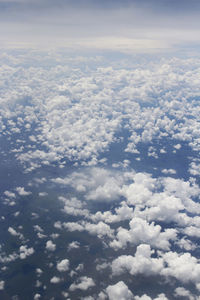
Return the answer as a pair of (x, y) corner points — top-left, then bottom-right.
(50, 276), (61, 284)
(46, 240), (56, 251)
(57, 259), (70, 272)
(4, 190), (16, 198)
(16, 187), (32, 196)
(174, 144), (181, 150)
(33, 294), (41, 300)
(0, 281), (5, 290)
(68, 241), (80, 251)
(38, 192), (48, 197)
(19, 245), (34, 259)
(69, 276), (95, 291)
(8, 227), (19, 236)
(161, 169), (176, 175)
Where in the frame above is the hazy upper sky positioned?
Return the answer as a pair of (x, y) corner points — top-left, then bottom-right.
(1, 0), (200, 53)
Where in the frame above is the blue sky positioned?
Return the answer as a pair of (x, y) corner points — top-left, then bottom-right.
(0, 0), (200, 54)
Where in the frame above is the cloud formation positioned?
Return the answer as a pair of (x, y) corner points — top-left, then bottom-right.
(0, 0), (200, 53)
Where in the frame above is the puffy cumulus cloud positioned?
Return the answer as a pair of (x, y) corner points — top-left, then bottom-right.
(176, 237), (196, 252)
(105, 281), (133, 300)
(68, 241), (80, 251)
(134, 193), (184, 224)
(50, 276), (61, 284)
(0, 251), (19, 264)
(53, 167), (200, 260)
(112, 244), (164, 276)
(16, 186), (32, 196)
(122, 174), (200, 228)
(69, 276), (95, 292)
(63, 221), (114, 239)
(45, 240), (56, 251)
(59, 196), (89, 217)
(161, 168), (176, 175)
(56, 259), (70, 272)
(111, 244), (200, 291)
(162, 177), (200, 213)
(84, 221), (114, 238)
(91, 201), (134, 224)
(124, 174), (200, 216)
(19, 245), (34, 259)
(1, 53), (200, 172)
(122, 172), (156, 206)
(161, 251), (200, 289)
(183, 225), (200, 238)
(189, 160), (200, 176)
(53, 167), (132, 202)
(110, 218), (177, 250)
(174, 287), (195, 300)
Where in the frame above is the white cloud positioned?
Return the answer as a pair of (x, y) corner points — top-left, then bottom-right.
(57, 259), (70, 272)
(105, 281), (133, 300)
(38, 192), (48, 197)
(16, 186), (32, 196)
(112, 244), (164, 276)
(110, 218), (177, 250)
(68, 241), (80, 251)
(45, 240), (56, 252)
(63, 220), (114, 239)
(4, 190), (16, 198)
(34, 294), (41, 300)
(161, 251), (200, 288)
(189, 160), (200, 176)
(50, 276), (61, 284)
(174, 144), (181, 150)
(69, 276), (95, 291)
(135, 295), (168, 300)
(161, 169), (176, 175)
(91, 202), (134, 224)
(53, 168), (129, 202)
(0, 281), (5, 290)
(174, 287), (195, 300)
(8, 227), (19, 236)
(19, 245), (34, 259)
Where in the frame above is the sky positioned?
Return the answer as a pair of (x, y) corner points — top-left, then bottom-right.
(1, 50), (200, 299)
(1, 0), (200, 53)
(1, 1), (200, 299)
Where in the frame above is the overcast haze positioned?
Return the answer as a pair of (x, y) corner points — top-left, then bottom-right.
(1, 0), (200, 53)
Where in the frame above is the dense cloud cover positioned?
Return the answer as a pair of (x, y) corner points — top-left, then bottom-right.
(0, 50), (200, 299)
